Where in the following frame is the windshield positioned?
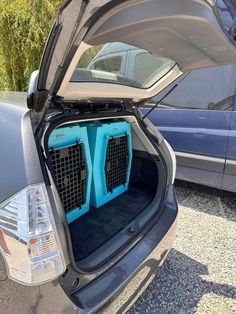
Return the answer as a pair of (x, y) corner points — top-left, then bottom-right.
(70, 42), (175, 89)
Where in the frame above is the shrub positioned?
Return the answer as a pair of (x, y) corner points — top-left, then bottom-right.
(0, 0), (61, 91)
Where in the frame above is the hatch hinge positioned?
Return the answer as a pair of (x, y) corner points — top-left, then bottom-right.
(28, 89), (48, 112)
(34, 94), (53, 135)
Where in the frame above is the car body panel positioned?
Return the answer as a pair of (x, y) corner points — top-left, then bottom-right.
(149, 64), (236, 190)
(149, 107), (232, 159)
(147, 107), (232, 189)
(0, 100), (44, 203)
(223, 104), (236, 191)
(0, 92), (28, 108)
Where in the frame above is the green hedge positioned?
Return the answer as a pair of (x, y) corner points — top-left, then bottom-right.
(0, 0), (61, 91)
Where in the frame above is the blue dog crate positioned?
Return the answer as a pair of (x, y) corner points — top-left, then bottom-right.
(48, 124), (92, 224)
(86, 120), (132, 208)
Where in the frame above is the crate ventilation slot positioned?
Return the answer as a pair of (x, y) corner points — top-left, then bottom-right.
(105, 135), (129, 192)
(49, 143), (87, 213)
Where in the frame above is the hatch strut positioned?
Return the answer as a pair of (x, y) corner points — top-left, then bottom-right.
(34, 0), (90, 135)
(141, 72), (190, 121)
(141, 84), (178, 121)
(34, 94), (53, 135)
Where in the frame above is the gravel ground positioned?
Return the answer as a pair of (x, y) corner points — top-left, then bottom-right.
(129, 181), (236, 314)
(0, 181), (235, 313)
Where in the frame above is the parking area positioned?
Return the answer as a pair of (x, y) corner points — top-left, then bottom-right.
(0, 181), (235, 314)
(129, 181), (236, 314)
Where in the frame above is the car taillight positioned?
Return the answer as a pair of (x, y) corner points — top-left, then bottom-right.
(0, 183), (66, 285)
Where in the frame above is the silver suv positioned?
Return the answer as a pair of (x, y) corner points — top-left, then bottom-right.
(0, 0), (235, 312)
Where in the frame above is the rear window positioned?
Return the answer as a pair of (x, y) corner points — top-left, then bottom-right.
(134, 52), (173, 87)
(90, 56), (122, 74)
(70, 42), (175, 89)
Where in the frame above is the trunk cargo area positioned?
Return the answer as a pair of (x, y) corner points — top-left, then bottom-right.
(70, 172), (156, 261)
(45, 116), (162, 267)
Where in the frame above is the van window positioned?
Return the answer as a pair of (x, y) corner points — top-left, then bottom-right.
(134, 53), (173, 86)
(90, 56), (122, 74)
(70, 42), (175, 89)
(159, 65), (236, 111)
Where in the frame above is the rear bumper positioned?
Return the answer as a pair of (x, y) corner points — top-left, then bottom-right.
(71, 184), (178, 314)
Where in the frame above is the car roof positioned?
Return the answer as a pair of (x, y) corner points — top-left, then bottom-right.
(94, 42), (143, 59)
(0, 92), (28, 109)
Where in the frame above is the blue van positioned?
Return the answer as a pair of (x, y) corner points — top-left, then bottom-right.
(89, 43), (236, 193)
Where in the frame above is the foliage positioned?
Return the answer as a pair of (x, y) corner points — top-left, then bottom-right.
(0, 0), (61, 91)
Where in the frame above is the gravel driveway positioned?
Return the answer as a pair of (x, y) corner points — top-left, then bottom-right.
(0, 181), (235, 313)
(129, 181), (236, 314)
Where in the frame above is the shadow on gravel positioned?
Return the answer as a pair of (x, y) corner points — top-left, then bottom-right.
(174, 180), (236, 222)
(129, 249), (236, 314)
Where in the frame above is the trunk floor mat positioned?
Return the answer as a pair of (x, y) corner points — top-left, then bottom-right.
(69, 181), (155, 262)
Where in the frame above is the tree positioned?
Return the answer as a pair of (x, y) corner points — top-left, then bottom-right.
(0, 0), (61, 91)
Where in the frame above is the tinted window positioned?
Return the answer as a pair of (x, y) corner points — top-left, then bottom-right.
(91, 56), (122, 74)
(160, 65), (236, 111)
(71, 42), (175, 89)
(134, 53), (174, 86)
